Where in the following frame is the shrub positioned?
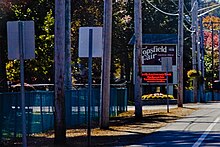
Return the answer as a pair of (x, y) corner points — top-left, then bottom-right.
(187, 69), (201, 79)
(142, 93), (174, 100)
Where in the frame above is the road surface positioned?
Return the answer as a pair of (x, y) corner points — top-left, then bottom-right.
(127, 102), (220, 147)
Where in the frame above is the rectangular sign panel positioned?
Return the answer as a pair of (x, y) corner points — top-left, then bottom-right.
(7, 21), (35, 60)
(78, 27), (102, 57)
(7, 21), (19, 59)
(161, 57), (172, 72)
(142, 45), (176, 65)
(142, 72), (173, 83)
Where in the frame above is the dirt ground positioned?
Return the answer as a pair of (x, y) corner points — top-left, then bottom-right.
(3, 106), (198, 147)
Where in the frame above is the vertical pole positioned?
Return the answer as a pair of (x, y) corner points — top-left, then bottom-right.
(87, 29), (93, 146)
(177, 0), (184, 107)
(65, 0), (72, 90)
(166, 59), (169, 113)
(54, 0), (66, 144)
(19, 21), (27, 147)
(65, 0), (72, 130)
(219, 31), (220, 80)
(100, 0), (112, 129)
(192, 0), (198, 103)
(197, 3), (200, 73)
(133, 0), (143, 119)
(200, 17), (205, 102)
(211, 22), (214, 101)
(40, 95), (44, 132)
(14, 97), (18, 138)
(195, 1), (200, 102)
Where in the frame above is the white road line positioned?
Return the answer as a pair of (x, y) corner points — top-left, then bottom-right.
(192, 117), (220, 147)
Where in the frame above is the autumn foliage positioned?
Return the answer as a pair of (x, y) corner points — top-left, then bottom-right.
(203, 31), (219, 49)
(203, 16), (220, 50)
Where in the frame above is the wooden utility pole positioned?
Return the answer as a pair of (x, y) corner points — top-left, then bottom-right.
(200, 17), (205, 102)
(177, 0), (184, 107)
(133, 0), (142, 119)
(65, 0), (72, 90)
(192, 0), (198, 103)
(218, 31), (220, 80)
(197, 2), (201, 75)
(54, 0), (66, 145)
(211, 22), (214, 101)
(100, 0), (112, 129)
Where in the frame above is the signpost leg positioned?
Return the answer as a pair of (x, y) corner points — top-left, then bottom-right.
(18, 22), (27, 147)
(166, 59), (169, 113)
(87, 29), (93, 146)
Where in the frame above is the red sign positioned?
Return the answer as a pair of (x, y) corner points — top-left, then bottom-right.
(142, 72), (173, 83)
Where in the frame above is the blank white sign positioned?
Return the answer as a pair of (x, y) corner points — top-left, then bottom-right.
(7, 21), (35, 60)
(78, 27), (102, 57)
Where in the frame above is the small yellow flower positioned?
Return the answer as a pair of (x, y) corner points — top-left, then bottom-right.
(142, 93), (175, 100)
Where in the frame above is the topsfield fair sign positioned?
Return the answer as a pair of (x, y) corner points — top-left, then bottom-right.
(142, 45), (176, 65)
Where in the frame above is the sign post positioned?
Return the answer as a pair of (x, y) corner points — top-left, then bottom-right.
(78, 27), (102, 146)
(162, 57), (172, 113)
(7, 21), (35, 147)
(19, 21), (26, 147)
(87, 29), (93, 146)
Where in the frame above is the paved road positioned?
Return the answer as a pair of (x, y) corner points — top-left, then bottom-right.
(126, 102), (220, 147)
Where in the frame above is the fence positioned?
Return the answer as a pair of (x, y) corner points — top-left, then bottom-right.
(0, 87), (127, 140)
(184, 90), (220, 103)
